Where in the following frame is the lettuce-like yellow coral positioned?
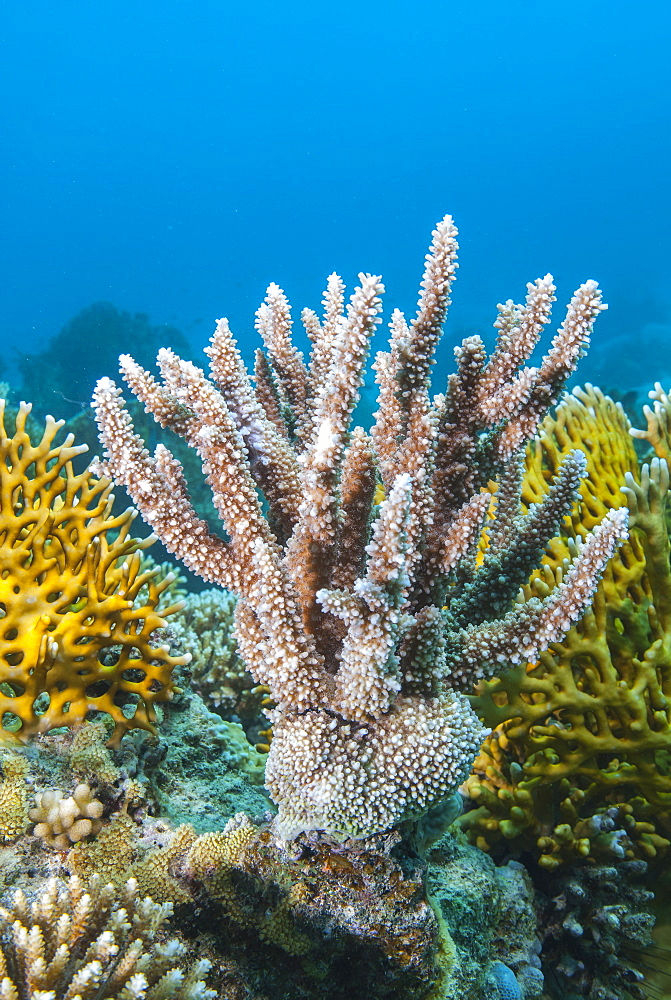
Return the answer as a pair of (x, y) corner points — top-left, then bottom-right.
(0, 400), (186, 745)
(461, 385), (671, 867)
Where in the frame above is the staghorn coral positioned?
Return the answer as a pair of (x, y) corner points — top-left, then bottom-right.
(461, 385), (671, 867)
(0, 873), (215, 999)
(92, 217), (626, 841)
(0, 400), (187, 745)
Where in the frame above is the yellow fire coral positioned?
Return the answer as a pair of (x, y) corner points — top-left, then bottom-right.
(461, 385), (671, 868)
(0, 400), (186, 745)
(631, 381), (671, 461)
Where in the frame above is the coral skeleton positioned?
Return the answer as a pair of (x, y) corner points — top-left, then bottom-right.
(92, 217), (627, 840)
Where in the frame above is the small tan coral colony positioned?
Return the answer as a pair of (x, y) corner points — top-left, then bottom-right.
(92, 217), (628, 841)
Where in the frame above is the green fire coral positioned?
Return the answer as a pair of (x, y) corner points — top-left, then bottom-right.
(461, 385), (671, 868)
(0, 400), (186, 745)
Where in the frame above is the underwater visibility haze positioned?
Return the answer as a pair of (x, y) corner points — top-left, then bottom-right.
(1, 2), (671, 999)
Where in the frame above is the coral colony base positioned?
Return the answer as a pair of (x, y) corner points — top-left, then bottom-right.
(91, 215), (626, 842)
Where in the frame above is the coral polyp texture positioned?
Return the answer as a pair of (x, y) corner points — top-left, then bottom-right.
(462, 385), (671, 867)
(92, 216), (627, 840)
(0, 750), (29, 843)
(0, 401), (186, 745)
(0, 873), (216, 1000)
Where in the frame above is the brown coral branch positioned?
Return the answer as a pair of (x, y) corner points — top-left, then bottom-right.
(255, 282), (311, 442)
(253, 346), (290, 438)
(283, 273), (384, 636)
(205, 317), (302, 539)
(91, 377), (235, 587)
(447, 506), (628, 687)
(331, 427), (377, 591)
(492, 280), (606, 459)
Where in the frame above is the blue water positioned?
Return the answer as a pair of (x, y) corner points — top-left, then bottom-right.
(1, 0), (670, 401)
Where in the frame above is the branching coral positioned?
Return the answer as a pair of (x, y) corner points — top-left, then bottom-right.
(168, 590), (262, 722)
(0, 401), (187, 745)
(30, 783), (105, 850)
(0, 873), (215, 999)
(92, 217), (626, 840)
(631, 381), (671, 461)
(462, 386), (671, 867)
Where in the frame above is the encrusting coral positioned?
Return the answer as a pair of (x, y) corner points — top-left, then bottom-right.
(68, 719), (121, 785)
(64, 811), (448, 998)
(0, 401), (187, 745)
(0, 751), (29, 844)
(0, 873), (215, 999)
(54, 807), (545, 1000)
(92, 216), (627, 841)
(461, 384), (671, 868)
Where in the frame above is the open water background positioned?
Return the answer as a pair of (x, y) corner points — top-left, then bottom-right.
(1, 0), (670, 404)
